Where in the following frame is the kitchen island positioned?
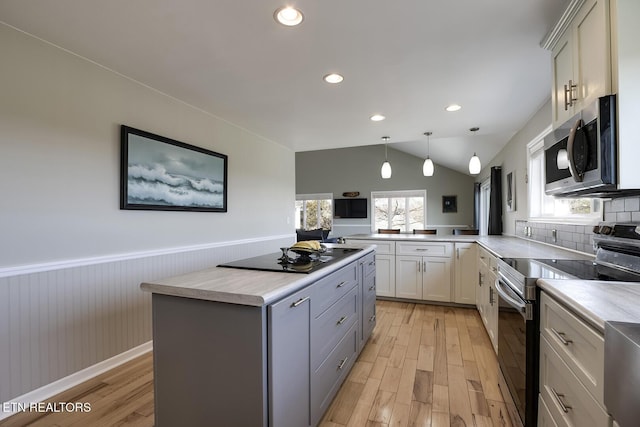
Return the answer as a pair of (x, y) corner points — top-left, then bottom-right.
(141, 244), (375, 427)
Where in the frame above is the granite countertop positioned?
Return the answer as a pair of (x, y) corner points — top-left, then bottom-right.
(538, 279), (640, 333)
(347, 234), (593, 260)
(141, 244), (375, 307)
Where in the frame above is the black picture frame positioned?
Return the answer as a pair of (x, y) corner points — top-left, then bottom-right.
(120, 125), (228, 212)
(442, 195), (457, 213)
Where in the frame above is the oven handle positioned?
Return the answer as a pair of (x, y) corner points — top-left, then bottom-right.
(495, 278), (530, 320)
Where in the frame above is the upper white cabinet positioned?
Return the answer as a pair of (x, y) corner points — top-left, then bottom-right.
(546, 0), (612, 128)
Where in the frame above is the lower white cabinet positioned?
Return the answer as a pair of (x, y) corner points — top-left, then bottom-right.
(395, 242), (453, 302)
(374, 253), (395, 297)
(453, 243), (477, 304)
(477, 246), (498, 353)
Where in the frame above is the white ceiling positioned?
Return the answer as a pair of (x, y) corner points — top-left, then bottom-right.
(0, 0), (569, 175)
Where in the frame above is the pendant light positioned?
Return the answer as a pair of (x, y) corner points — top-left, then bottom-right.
(381, 136), (392, 179)
(468, 127), (481, 175)
(422, 131), (434, 176)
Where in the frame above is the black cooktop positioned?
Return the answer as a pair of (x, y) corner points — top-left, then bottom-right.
(218, 247), (363, 274)
(501, 258), (640, 282)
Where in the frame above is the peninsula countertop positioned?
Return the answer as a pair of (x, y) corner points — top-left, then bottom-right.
(140, 244), (375, 307)
(346, 234), (593, 260)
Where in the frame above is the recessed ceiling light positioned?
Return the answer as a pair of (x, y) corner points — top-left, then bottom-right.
(445, 104), (462, 112)
(370, 114), (386, 122)
(274, 6), (304, 26)
(323, 73), (344, 84)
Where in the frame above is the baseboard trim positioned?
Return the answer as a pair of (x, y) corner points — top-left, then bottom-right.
(0, 341), (153, 421)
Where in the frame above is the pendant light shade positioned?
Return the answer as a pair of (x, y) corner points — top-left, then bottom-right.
(468, 153), (481, 175)
(468, 127), (481, 175)
(381, 136), (392, 179)
(422, 131), (434, 176)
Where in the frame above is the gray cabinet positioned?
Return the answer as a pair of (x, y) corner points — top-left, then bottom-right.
(269, 287), (312, 427)
(150, 251), (374, 427)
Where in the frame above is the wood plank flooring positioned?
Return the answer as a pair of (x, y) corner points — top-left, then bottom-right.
(0, 300), (511, 427)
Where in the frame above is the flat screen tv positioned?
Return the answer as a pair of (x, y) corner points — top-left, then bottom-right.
(334, 198), (367, 218)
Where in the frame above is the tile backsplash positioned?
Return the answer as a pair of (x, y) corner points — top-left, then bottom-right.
(514, 195), (640, 255)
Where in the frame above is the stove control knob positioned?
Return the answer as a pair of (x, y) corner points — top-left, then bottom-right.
(592, 225), (601, 234)
(601, 226), (613, 235)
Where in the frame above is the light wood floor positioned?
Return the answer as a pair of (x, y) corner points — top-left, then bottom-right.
(1, 300), (512, 427)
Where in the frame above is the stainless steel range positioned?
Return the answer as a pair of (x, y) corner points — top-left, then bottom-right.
(495, 223), (640, 427)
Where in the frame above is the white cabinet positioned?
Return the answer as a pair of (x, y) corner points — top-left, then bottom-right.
(548, 0), (612, 127)
(347, 239), (396, 297)
(453, 243), (477, 305)
(538, 291), (611, 427)
(395, 242), (453, 302)
(477, 246), (498, 353)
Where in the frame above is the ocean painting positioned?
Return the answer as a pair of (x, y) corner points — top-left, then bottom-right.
(121, 126), (227, 212)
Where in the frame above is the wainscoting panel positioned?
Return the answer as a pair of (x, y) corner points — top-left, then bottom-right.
(0, 235), (293, 404)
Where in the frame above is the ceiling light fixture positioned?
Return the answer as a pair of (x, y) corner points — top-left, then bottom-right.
(274, 6), (304, 26)
(468, 127), (482, 175)
(370, 114), (386, 122)
(446, 104), (462, 112)
(422, 132), (434, 177)
(381, 136), (392, 179)
(323, 73), (344, 84)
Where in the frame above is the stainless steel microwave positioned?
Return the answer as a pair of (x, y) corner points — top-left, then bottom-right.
(544, 95), (616, 197)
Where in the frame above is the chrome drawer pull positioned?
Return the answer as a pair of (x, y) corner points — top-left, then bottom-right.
(551, 328), (573, 346)
(415, 248), (429, 251)
(368, 285), (376, 291)
(337, 316), (347, 325)
(369, 261), (375, 266)
(337, 281), (347, 288)
(550, 387), (572, 413)
(369, 314), (376, 322)
(290, 296), (310, 308)
(337, 357), (349, 370)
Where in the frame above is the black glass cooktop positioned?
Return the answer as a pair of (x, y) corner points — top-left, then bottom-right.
(501, 258), (640, 282)
(218, 247), (363, 274)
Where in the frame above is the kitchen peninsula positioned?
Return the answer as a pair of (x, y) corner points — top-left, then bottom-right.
(141, 244), (375, 427)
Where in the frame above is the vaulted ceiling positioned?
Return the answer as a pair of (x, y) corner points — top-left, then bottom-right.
(0, 0), (569, 174)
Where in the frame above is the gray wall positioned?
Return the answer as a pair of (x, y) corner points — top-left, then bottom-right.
(0, 23), (295, 404)
(296, 145), (476, 236)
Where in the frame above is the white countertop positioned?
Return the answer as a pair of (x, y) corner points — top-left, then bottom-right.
(347, 234), (593, 260)
(538, 279), (640, 333)
(141, 244), (375, 307)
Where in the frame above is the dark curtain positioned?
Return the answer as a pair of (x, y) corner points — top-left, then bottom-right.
(488, 166), (503, 235)
(473, 182), (481, 230)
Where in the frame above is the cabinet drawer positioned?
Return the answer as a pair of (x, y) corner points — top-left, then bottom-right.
(361, 252), (376, 277)
(540, 292), (604, 403)
(349, 239), (395, 255)
(397, 242), (452, 257)
(312, 261), (358, 317)
(311, 285), (358, 370)
(540, 335), (610, 427)
(363, 298), (376, 342)
(311, 322), (358, 426)
(478, 246), (497, 271)
(538, 394), (560, 427)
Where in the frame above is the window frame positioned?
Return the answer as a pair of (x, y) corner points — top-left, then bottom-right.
(295, 193), (333, 230)
(370, 189), (427, 233)
(526, 127), (602, 225)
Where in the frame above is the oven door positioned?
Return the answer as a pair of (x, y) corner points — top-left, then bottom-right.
(495, 276), (538, 426)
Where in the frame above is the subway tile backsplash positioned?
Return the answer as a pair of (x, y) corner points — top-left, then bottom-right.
(515, 195), (640, 255)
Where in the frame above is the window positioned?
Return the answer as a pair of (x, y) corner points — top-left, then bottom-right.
(371, 190), (426, 232)
(479, 178), (491, 236)
(527, 130), (601, 223)
(295, 193), (333, 230)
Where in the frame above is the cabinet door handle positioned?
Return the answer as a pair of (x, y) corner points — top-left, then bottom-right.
(290, 296), (310, 308)
(337, 281), (346, 288)
(417, 262), (421, 272)
(457, 248), (460, 259)
(564, 80), (578, 110)
(336, 316), (347, 325)
(337, 357), (349, 370)
(550, 328), (573, 346)
(550, 387), (572, 413)
(423, 261), (426, 271)
(489, 286), (494, 305)
(479, 272), (484, 286)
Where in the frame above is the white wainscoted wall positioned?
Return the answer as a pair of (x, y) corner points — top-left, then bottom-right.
(0, 236), (292, 412)
(0, 22), (296, 412)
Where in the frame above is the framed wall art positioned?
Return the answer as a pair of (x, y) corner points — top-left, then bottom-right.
(442, 195), (457, 213)
(120, 125), (227, 212)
